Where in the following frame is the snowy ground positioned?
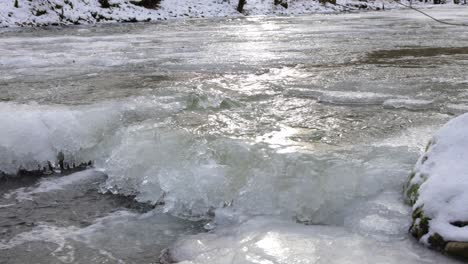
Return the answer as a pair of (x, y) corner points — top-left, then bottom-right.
(0, 0), (455, 27)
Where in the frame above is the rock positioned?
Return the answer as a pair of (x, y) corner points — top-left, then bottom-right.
(404, 113), (468, 260)
(445, 242), (468, 259)
(158, 248), (175, 264)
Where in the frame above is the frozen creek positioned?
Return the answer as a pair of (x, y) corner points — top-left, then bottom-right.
(1, 6), (468, 264)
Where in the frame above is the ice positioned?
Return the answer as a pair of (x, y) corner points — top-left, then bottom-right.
(287, 89), (439, 110)
(0, 97), (422, 222)
(169, 216), (460, 264)
(0, 97), (184, 174)
(445, 103), (468, 115)
(410, 113), (468, 243)
(383, 99), (435, 111)
(100, 125), (419, 222)
(0, 102), (116, 174)
(341, 191), (411, 241)
(376, 125), (443, 151)
(318, 91), (396, 105)
(285, 88), (398, 105)
(3, 169), (107, 201)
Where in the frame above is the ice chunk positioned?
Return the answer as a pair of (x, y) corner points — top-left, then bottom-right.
(100, 125), (418, 222)
(445, 104), (468, 115)
(4, 170), (106, 201)
(342, 191), (411, 241)
(0, 97), (184, 174)
(285, 88), (397, 105)
(383, 99), (435, 110)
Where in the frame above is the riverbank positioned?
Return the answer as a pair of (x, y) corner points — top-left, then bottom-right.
(0, 0), (453, 28)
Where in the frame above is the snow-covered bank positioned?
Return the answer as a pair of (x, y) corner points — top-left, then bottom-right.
(0, 0), (435, 27)
(404, 113), (468, 259)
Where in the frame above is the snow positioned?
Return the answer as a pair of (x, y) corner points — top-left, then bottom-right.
(409, 113), (468, 243)
(0, 0), (413, 28)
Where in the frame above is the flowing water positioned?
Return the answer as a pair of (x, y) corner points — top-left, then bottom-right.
(1, 6), (468, 264)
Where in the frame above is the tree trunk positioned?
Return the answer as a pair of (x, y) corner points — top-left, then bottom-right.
(237, 0), (246, 13)
(274, 0), (288, 8)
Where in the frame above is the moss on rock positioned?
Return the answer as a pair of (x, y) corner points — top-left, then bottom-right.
(409, 206), (430, 240)
(403, 171), (419, 205)
(428, 233), (447, 251)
